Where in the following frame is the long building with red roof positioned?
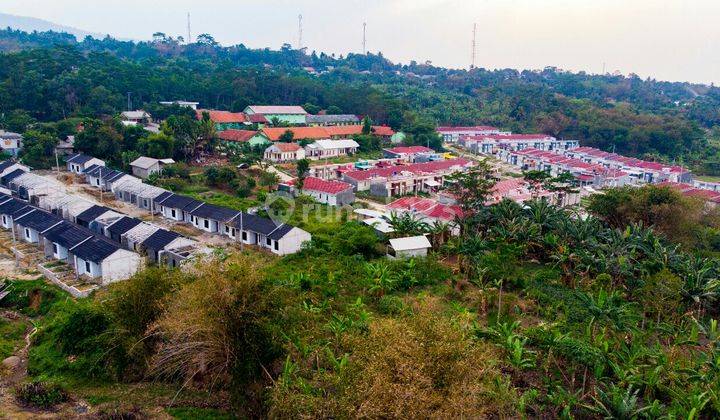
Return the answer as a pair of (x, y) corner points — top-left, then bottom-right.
(279, 176), (355, 206)
(342, 158), (474, 197)
(437, 125), (505, 142)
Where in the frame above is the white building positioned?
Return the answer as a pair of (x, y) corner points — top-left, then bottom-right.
(264, 143), (306, 162)
(437, 126), (504, 143)
(388, 235), (432, 259)
(228, 212), (311, 255)
(0, 160), (29, 178)
(0, 130), (23, 156)
(160, 100), (199, 110)
(66, 154), (105, 174)
(130, 156), (176, 179)
(279, 176), (355, 206)
(304, 139), (360, 160)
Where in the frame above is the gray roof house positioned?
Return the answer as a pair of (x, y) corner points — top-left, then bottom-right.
(129, 156), (175, 179)
(306, 114), (361, 126)
(66, 154), (105, 174)
(0, 130), (23, 156)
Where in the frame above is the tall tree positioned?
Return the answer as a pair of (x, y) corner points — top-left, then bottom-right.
(296, 158), (310, 190)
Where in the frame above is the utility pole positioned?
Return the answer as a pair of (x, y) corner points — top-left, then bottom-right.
(187, 12), (192, 44)
(471, 23), (477, 69)
(99, 166), (103, 203)
(298, 14), (303, 50)
(362, 22), (367, 54)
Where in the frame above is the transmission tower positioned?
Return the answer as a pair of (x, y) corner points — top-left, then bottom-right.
(362, 22), (367, 54)
(187, 13), (192, 44)
(298, 14), (303, 49)
(471, 23), (477, 69)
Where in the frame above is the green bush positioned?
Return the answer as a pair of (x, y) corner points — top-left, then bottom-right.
(377, 295), (406, 315)
(0, 278), (67, 316)
(15, 382), (68, 409)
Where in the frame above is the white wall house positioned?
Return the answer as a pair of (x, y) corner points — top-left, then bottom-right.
(388, 235), (432, 259)
(130, 156), (175, 179)
(66, 154), (105, 174)
(264, 143), (306, 162)
(0, 131), (23, 156)
(304, 139), (360, 160)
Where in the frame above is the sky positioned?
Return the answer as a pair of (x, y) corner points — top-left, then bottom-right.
(2, 0), (720, 84)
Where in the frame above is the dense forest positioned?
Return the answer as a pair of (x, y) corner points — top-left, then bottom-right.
(0, 29), (719, 172)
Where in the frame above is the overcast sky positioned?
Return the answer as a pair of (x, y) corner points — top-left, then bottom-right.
(3, 0), (720, 84)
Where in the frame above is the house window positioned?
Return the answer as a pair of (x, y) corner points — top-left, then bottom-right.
(242, 231), (247, 241)
(204, 220), (209, 229)
(2, 216), (5, 224)
(24, 228), (30, 239)
(143, 199), (148, 207)
(274, 241), (279, 251)
(266, 237), (271, 246)
(85, 260), (91, 273)
(171, 209), (177, 218)
(225, 225), (230, 233)
(53, 243), (58, 254)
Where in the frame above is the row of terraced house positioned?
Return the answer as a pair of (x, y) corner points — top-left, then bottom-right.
(66, 154), (312, 256)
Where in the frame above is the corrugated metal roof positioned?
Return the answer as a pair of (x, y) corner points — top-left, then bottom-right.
(189, 203), (240, 222)
(389, 235), (432, 251)
(70, 236), (119, 263)
(1, 168), (26, 185)
(15, 209), (62, 232)
(231, 212), (279, 235)
(106, 216), (142, 236)
(0, 198), (30, 216)
(44, 221), (93, 248)
(158, 194), (202, 210)
(76, 205), (112, 224)
(268, 224), (293, 240)
(142, 229), (180, 250)
(66, 154), (95, 165)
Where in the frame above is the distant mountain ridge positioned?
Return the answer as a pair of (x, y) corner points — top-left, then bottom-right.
(0, 12), (107, 40)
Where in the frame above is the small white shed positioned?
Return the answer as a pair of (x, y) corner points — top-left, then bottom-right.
(388, 235), (432, 259)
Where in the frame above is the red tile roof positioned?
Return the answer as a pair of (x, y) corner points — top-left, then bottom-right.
(388, 197), (463, 221)
(260, 125), (395, 141)
(217, 130), (257, 142)
(270, 142), (303, 152)
(248, 114), (269, 123)
(344, 158), (472, 181)
(197, 109), (247, 124)
(262, 127), (330, 141)
(286, 177), (353, 195)
(385, 146), (434, 155)
(437, 126), (500, 132)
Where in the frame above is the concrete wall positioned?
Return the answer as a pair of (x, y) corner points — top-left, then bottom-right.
(100, 249), (142, 284)
(275, 227), (311, 255)
(20, 226), (39, 244)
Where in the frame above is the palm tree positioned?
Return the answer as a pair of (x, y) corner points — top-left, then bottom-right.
(387, 212), (430, 237)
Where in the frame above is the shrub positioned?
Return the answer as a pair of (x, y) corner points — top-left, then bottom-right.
(377, 295), (406, 315)
(15, 382), (68, 409)
(0, 278), (67, 316)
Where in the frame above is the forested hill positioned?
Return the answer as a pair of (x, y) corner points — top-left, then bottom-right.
(1, 28), (719, 169)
